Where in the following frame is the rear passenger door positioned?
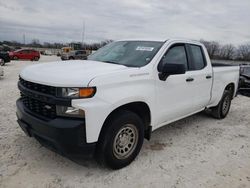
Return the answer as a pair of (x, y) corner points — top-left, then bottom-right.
(186, 44), (213, 110)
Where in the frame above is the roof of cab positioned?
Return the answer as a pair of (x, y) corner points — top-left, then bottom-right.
(116, 38), (202, 45)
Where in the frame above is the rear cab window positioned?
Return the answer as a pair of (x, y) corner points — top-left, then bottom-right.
(188, 44), (206, 70)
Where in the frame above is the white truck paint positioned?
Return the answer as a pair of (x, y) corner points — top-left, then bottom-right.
(18, 39), (239, 168)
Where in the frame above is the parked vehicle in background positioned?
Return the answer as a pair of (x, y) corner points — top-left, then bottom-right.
(61, 47), (72, 54)
(44, 50), (53, 56)
(9, 49), (40, 61)
(61, 50), (88, 60)
(17, 39), (239, 169)
(0, 51), (11, 66)
(0, 66), (3, 77)
(239, 64), (250, 96)
(0, 44), (13, 52)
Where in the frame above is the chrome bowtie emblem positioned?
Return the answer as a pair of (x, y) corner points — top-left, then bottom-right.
(44, 105), (52, 110)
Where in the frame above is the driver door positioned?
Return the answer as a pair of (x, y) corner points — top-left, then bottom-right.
(155, 43), (199, 126)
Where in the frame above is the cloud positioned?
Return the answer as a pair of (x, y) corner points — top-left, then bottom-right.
(0, 0), (249, 44)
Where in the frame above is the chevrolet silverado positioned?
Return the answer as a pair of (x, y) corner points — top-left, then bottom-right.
(16, 39), (239, 169)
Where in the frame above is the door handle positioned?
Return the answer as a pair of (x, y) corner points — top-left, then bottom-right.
(186, 77), (194, 82)
(206, 75), (212, 79)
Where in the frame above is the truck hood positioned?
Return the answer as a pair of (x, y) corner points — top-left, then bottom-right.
(20, 60), (128, 87)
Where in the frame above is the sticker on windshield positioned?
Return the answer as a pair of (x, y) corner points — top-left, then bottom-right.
(136, 46), (154, 51)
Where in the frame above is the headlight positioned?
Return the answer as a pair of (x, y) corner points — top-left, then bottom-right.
(59, 87), (96, 98)
(56, 106), (85, 118)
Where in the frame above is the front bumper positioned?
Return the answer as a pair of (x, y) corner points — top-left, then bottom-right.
(0, 54), (10, 62)
(16, 99), (96, 158)
(5, 56), (11, 63)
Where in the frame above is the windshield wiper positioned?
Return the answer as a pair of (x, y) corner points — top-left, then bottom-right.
(102, 60), (119, 64)
(102, 60), (130, 67)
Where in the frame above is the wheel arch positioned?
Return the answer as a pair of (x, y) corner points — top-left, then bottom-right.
(224, 82), (235, 98)
(98, 101), (152, 142)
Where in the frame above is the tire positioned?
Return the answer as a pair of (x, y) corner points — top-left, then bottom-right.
(69, 57), (74, 60)
(95, 110), (144, 169)
(33, 56), (39, 61)
(13, 56), (18, 60)
(0, 58), (5, 66)
(211, 90), (232, 119)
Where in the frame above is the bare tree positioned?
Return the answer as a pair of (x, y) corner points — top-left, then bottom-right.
(200, 40), (220, 59)
(237, 44), (250, 61)
(30, 39), (41, 48)
(219, 44), (236, 60)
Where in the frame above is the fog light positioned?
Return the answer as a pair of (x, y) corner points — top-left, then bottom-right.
(56, 106), (85, 118)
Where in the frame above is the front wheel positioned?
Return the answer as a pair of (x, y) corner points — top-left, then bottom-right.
(211, 90), (232, 119)
(33, 56), (39, 61)
(95, 110), (144, 169)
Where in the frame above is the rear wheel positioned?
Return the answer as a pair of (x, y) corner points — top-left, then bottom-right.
(211, 90), (232, 119)
(69, 56), (74, 60)
(95, 110), (144, 169)
(0, 58), (5, 66)
(13, 56), (18, 60)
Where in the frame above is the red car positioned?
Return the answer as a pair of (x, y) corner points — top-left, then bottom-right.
(9, 49), (40, 61)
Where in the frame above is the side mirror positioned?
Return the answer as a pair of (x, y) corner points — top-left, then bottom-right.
(159, 63), (186, 81)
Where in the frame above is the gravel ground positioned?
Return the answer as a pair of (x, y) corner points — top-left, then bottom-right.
(0, 56), (250, 188)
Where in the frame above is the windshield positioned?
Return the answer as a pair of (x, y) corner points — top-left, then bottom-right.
(88, 41), (163, 67)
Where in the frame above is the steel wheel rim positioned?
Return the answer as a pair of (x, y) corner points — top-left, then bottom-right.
(222, 95), (230, 115)
(113, 124), (138, 159)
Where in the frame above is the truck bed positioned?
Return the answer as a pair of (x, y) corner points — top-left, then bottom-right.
(208, 64), (240, 107)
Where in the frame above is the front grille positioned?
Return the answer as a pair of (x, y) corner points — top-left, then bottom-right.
(19, 77), (57, 96)
(21, 92), (56, 119)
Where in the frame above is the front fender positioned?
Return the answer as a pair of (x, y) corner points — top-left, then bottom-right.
(74, 68), (155, 143)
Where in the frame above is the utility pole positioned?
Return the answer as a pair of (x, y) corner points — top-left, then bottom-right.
(81, 20), (85, 45)
(23, 34), (26, 45)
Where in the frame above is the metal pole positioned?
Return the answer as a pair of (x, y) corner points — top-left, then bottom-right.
(82, 20), (85, 45)
(23, 34), (26, 45)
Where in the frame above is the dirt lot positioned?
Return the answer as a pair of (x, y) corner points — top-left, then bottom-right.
(0, 56), (250, 188)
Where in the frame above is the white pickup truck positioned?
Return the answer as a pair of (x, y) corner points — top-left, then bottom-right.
(16, 39), (239, 169)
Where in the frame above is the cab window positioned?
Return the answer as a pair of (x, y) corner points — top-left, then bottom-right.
(188, 45), (206, 70)
(159, 44), (188, 71)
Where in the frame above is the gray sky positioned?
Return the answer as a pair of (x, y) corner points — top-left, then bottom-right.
(0, 0), (250, 44)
